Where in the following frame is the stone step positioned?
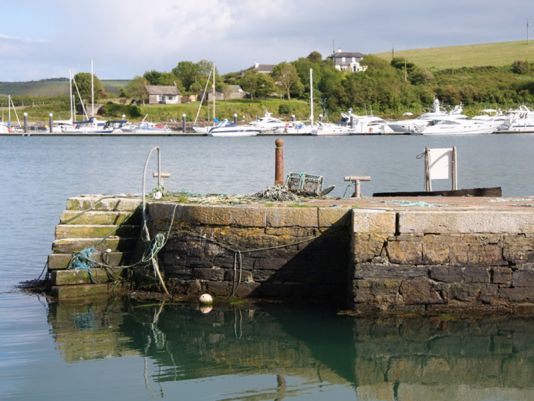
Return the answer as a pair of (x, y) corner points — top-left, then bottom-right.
(50, 284), (112, 300)
(66, 196), (141, 212)
(52, 237), (138, 254)
(48, 252), (133, 270)
(59, 210), (141, 225)
(55, 224), (140, 239)
(51, 268), (126, 285)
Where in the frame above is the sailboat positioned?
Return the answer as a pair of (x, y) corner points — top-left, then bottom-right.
(0, 95), (22, 133)
(283, 69), (316, 135)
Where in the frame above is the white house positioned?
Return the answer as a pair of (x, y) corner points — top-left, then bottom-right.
(146, 85), (181, 104)
(330, 50), (367, 72)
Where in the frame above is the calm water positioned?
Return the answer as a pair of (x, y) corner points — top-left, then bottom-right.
(2, 134), (534, 400)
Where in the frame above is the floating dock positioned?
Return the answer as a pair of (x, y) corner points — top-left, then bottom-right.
(46, 195), (534, 315)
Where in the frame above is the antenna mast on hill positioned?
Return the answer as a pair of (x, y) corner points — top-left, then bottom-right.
(527, 19), (531, 44)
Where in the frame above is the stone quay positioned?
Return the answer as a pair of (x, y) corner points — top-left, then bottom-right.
(46, 195), (534, 315)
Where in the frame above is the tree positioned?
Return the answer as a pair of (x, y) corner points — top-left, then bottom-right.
(73, 72), (106, 102)
(172, 61), (200, 91)
(123, 76), (149, 103)
(307, 51), (323, 63)
(239, 71), (275, 99)
(143, 70), (162, 85)
(272, 62), (303, 99)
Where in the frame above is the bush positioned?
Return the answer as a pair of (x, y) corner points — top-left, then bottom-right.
(278, 104), (293, 115)
(512, 60), (529, 74)
(99, 102), (142, 118)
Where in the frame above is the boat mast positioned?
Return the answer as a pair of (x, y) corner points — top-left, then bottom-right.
(91, 60), (95, 118)
(8, 94), (11, 126)
(69, 70), (73, 123)
(310, 68), (314, 127)
(212, 64), (216, 122)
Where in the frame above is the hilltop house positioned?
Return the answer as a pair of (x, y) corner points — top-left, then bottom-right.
(146, 85), (181, 104)
(330, 50), (367, 72)
(247, 63), (276, 74)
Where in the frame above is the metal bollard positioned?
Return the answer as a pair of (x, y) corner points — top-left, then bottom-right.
(275, 138), (284, 186)
(23, 113), (28, 133)
(350, 115), (355, 129)
(49, 113), (53, 133)
(182, 113), (186, 133)
(291, 114), (296, 122)
(233, 113), (238, 125)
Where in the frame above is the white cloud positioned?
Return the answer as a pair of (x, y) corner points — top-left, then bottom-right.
(0, 0), (531, 80)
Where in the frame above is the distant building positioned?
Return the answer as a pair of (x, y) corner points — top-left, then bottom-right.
(330, 49), (367, 72)
(146, 85), (181, 104)
(207, 85), (246, 101)
(248, 63), (276, 74)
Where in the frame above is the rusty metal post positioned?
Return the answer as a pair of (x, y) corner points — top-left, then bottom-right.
(275, 138), (284, 186)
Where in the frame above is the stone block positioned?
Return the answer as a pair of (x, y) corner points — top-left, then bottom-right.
(265, 207), (319, 228)
(503, 235), (534, 263)
(353, 233), (388, 263)
(168, 279), (201, 296)
(354, 264), (428, 279)
(234, 282), (261, 297)
(55, 224), (139, 239)
(386, 237), (423, 265)
(224, 269), (254, 283)
(67, 197), (141, 212)
(50, 284), (111, 300)
(492, 267), (513, 285)
(352, 209), (396, 233)
(192, 267), (225, 281)
(512, 269), (534, 287)
(251, 269), (276, 282)
(499, 287), (534, 302)
(52, 237), (138, 254)
(318, 207), (351, 227)
(400, 277), (443, 305)
(429, 266), (463, 283)
(51, 268), (124, 285)
(48, 252), (132, 270)
(398, 210), (534, 234)
(206, 281), (232, 296)
(464, 266), (491, 283)
(149, 204), (267, 228)
(60, 210), (140, 225)
(422, 235), (450, 264)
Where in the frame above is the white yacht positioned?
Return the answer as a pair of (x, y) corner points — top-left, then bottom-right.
(340, 111), (394, 134)
(388, 99), (467, 134)
(276, 120), (315, 135)
(497, 105), (534, 133)
(250, 112), (286, 132)
(418, 118), (495, 135)
(312, 122), (352, 136)
(208, 120), (261, 137)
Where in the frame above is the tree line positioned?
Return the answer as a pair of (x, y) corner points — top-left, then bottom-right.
(75, 52), (534, 117)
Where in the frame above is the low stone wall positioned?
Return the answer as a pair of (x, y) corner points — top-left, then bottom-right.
(352, 209), (534, 315)
(147, 203), (351, 305)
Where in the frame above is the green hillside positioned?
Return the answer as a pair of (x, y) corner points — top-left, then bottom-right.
(374, 41), (534, 70)
(0, 79), (129, 97)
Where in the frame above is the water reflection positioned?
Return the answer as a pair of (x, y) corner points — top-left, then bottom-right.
(47, 299), (534, 401)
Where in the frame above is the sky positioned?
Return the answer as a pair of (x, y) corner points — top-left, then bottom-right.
(0, 0), (532, 81)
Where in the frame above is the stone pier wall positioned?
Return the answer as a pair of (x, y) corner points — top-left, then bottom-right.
(147, 203), (351, 305)
(352, 209), (534, 315)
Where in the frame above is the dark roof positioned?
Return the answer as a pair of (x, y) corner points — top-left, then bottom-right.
(251, 64), (276, 73)
(146, 85), (180, 95)
(332, 52), (364, 58)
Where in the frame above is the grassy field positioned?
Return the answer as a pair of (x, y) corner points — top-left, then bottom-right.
(139, 98), (312, 123)
(0, 79), (129, 97)
(0, 98), (313, 123)
(374, 40), (534, 70)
